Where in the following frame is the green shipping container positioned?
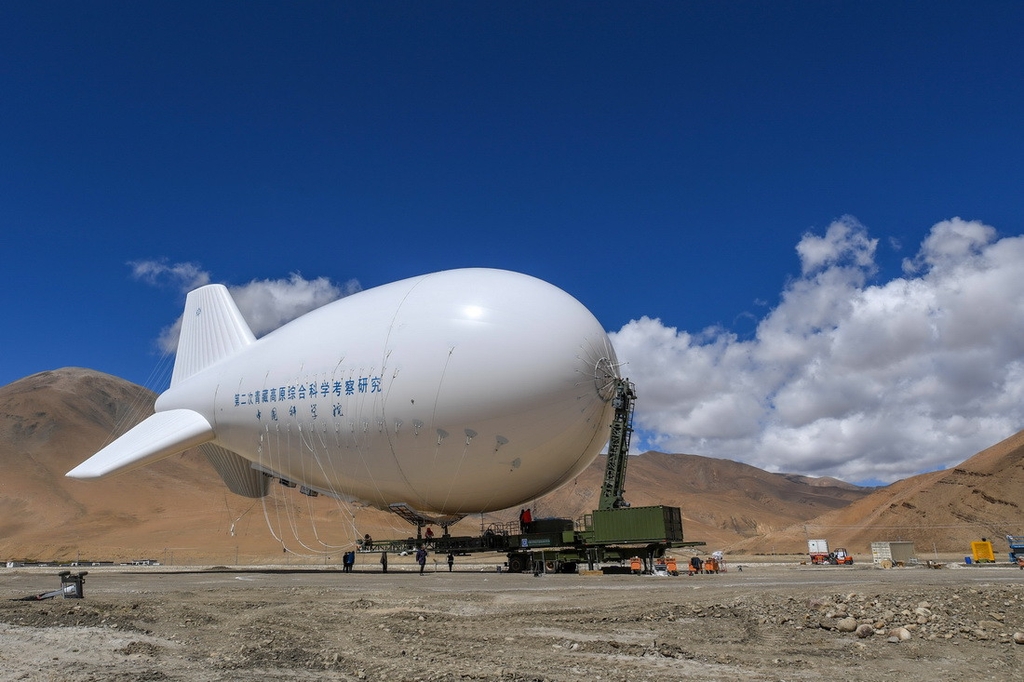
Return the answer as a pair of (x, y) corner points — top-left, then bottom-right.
(590, 505), (683, 544)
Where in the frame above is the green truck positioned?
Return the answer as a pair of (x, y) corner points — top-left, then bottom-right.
(504, 504), (692, 573)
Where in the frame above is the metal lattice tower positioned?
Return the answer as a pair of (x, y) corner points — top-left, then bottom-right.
(599, 379), (636, 511)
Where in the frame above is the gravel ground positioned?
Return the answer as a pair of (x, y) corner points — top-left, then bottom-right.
(1, 557), (1022, 681)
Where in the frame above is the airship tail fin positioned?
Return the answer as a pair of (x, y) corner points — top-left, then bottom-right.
(170, 284), (256, 386)
(66, 409), (214, 479)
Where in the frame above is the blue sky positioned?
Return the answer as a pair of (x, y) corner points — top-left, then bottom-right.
(3, 2), (1023, 484)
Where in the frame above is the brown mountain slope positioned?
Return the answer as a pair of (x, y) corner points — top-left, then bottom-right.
(0, 368), (384, 563)
(18, 367), (1014, 564)
(734, 429), (1024, 556)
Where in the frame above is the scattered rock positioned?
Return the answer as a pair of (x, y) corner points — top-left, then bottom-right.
(855, 624), (875, 639)
(889, 627), (912, 642)
(836, 617), (858, 632)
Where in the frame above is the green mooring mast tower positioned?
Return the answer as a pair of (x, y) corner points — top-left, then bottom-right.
(598, 379), (636, 511)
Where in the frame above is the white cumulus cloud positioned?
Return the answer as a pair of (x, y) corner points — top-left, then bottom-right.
(129, 259), (211, 291)
(130, 260), (360, 354)
(227, 273), (361, 338)
(610, 216), (1024, 484)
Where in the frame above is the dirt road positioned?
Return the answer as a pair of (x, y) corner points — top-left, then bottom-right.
(2, 558), (1022, 681)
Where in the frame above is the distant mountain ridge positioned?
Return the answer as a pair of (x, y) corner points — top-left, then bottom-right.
(1, 368), (1022, 562)
(730, 428), (1024, 555)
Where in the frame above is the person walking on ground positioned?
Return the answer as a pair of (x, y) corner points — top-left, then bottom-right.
(415, 546), (428, 575)
(380, 551), (388, 573)
(447, 552), (455, 572)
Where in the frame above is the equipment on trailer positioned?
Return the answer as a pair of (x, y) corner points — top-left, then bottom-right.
(366, 378), (704, 574)
(13, 571), (87, 601)
(497, 379), (702, 573)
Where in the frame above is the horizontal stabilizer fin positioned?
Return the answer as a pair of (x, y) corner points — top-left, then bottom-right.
(170, 284), (256, 386)
(66, 409), (214, 479)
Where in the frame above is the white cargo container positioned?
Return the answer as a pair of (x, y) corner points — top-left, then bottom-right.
(871, 541), (916, 567)
(808, 539), (830, 564)
(807, 539), (829, 554)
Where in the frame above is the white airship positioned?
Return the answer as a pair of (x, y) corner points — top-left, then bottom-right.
(68, 268), (620, 516)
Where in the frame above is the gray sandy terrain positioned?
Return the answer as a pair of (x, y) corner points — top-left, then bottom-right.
(2, 556), (1022, 681)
